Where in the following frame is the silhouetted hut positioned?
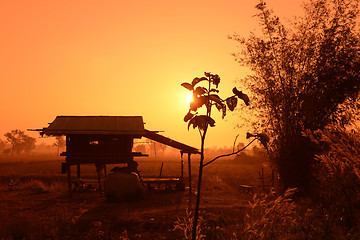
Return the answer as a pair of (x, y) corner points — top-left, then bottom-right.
(36, 116), (199, 197)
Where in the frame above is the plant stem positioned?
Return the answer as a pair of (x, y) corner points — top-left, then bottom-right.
(203, 138), (256, 167)
(192, 78), (212, 240)
(192, 126), (207, 240)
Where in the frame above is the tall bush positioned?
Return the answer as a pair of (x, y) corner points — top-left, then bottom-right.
(230, 0), (360, 194)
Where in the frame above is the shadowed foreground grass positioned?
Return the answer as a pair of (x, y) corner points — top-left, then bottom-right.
(2, 136), (359, 240)
(0, 157), (260, 239)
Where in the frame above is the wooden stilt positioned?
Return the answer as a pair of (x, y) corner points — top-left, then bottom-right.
(181, 156), (184, 179)
(76, 164), (81, 178)
(96, 164), (102, 196)
(159, 162), (164, 177)
(67, 163), (72, 197)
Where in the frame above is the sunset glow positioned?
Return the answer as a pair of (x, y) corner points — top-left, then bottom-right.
(0, 0), (303, 148)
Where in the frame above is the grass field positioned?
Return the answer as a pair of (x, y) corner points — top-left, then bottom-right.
(0, 154), (270, 239)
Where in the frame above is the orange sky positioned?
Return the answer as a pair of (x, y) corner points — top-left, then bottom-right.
(0, 0), (303, 149)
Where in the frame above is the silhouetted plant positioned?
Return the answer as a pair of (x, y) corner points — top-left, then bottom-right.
(181, 72), (249, 240)
(230, 0), (360, 194)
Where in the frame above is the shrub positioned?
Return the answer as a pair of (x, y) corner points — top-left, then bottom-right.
(243, 188), (300, 239)
(231, 0), (360, 194)
(311, 128), (360, 233)
(243, 128), (360, 239)
(243, 188), (348, 239)
(17, 179), (49, 194)
(173, 209), (206, 240)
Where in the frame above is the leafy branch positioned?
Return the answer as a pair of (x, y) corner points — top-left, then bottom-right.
(182, 72), (249, 132)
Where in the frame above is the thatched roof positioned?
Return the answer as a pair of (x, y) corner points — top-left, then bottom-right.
(36, 115), (199, 154)
(40, 116), (145, 136)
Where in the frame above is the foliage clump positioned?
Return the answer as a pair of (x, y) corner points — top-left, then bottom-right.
(230, 0), (360, 194)
(182, 72), (249, 132)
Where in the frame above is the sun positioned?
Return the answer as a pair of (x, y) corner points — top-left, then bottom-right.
(185, 92), (194, 105)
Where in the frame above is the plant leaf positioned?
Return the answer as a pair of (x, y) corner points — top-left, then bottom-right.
(214, 102), (227, 118)
(211, 74), (220, 88)
(246, 132), (255, 139)
(184, 111), (194, 122)
(206, 116), (216, 127)
(221, 105), (226, 119)
(209, 88), (219, 93)
(193, 86), (207, 96)
(246, 132), (270, 150)
(215, 102), (223, 111)
(209, 94), (222, 104)
(191, 77), (208, 86)
(181, 82), (193, 91)
(233, 87), (250, 106)
(256, 133), (270, 150)
(187, 115), (216, 131)
(190, 96), (207, 111)
(226, 96), (238, 111)
(188, 117), (197, 130)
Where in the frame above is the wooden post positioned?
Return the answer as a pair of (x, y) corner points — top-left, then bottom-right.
(76, 164), (80, 178)
(181, 154), (184, 179)
(95, 164), (102, 196)
(96, 164), (102, 196)
(187, 153), (192, 196)
(104, 164), (107, 178)
(159, 162), (164, 177)
(67, 163), (72, 197)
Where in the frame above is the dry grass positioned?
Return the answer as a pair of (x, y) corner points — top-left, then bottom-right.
(240, 128), (360, 240)
(1, 176), (67, 194)
(173, 209), (207, 240)
(2, 129), (360, 239)
(0, 153), (270, 239)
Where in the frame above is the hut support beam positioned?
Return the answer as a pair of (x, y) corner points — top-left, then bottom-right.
(96, 164), (103, 196)
(181, 154), (184, 179)
(76, 164), (80, 178)
(67, 163), (72, 197)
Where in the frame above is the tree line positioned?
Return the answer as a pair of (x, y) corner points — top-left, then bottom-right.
(0, 129), (65, 155)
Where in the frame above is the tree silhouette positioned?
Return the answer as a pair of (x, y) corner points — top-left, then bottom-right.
(4, 129), (36, 155)
(230, 0), (360, 194)
(0, 139), (7, 153)
(52, 136), (65, 156)
(181, 72), (249, 240)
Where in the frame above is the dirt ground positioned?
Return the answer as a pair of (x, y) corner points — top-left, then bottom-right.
(0, 156), (270, 239)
